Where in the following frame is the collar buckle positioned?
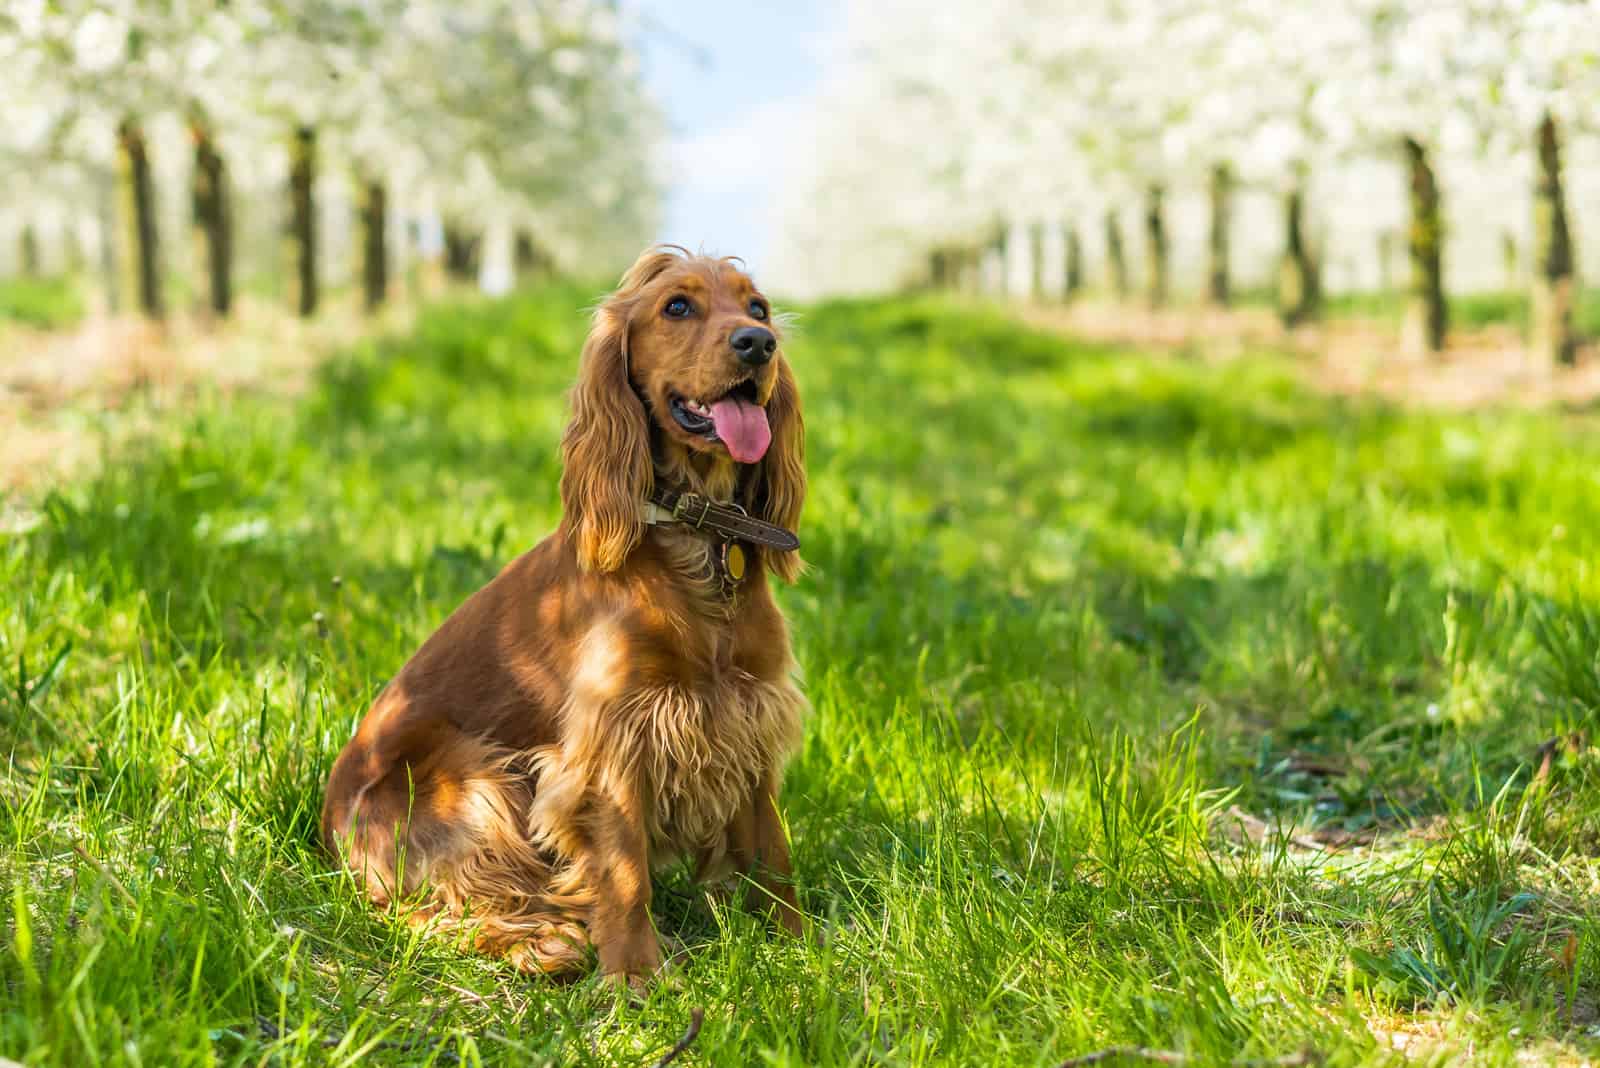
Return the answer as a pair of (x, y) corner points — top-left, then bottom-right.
(670, 491), (715, 529)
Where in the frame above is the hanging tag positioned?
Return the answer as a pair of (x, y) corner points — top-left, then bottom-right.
(718, 541), (747, 593)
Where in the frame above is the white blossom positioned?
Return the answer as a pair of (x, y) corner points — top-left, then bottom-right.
(772, 0), (1600, 297)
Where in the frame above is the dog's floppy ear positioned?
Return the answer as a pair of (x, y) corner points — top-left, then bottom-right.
(755, 357), (806, 582)
(560, 247), (690, 572)
(560, 300), (651, 573)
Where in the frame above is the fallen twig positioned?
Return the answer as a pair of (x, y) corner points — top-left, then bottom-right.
(1056, 1047), (1319, 1067)
(1283, 756), (1347, 778)
(436, 980), (491, 1007)
(652, 1007), (704, 1068)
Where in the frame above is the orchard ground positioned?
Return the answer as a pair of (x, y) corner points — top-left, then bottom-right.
(4, 283), (1600, 1066)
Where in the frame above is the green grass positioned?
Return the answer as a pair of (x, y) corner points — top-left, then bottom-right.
(0, 275), (84, 330)
(5, 286), (1600, 1065)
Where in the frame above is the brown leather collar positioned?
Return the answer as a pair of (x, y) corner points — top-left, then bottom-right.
(643, 485), (800, 553)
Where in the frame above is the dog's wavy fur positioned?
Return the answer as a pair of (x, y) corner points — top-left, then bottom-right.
(321, 247), (807, 983)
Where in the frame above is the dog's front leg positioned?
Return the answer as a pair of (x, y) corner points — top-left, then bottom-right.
(727, 774), (804, 935)
(583, 785), (662, 986)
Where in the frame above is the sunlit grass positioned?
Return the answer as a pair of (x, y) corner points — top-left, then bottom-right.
(3, 286), (1599, 1065)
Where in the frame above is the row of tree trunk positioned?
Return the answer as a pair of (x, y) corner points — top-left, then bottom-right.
(942, 112), (1579, 363)
(1401, 115), (1574, 362)
(107, 117), (413, 323)
(973, 188), (1315, 324)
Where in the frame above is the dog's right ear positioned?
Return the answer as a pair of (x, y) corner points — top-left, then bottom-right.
(754, 358), (806, 582)
(559, 302), (652, 573)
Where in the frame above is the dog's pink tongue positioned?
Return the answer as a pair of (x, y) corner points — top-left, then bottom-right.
(710, 396), (771, 463)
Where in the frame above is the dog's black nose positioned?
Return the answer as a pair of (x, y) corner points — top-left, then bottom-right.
(729, 325), (776, 365)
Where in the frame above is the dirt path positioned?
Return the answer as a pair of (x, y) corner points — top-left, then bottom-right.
(1019, 299), (1600, 411)
(0, 296), (420, 497)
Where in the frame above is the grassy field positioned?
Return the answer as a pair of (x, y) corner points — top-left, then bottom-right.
(0, 276), (85, 331)
(4, 285), (1600, 1066)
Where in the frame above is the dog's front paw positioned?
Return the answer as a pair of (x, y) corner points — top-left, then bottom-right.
(507, 922), (591, 979)
(599, 930), (664, 994)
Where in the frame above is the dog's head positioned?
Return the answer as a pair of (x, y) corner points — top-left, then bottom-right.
(560, 246), (805, 579)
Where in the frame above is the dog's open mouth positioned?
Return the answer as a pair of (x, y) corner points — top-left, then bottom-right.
(669, 379), (770, 462)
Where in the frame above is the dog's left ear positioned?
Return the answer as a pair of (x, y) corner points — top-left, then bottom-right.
(754, 358), (806, 582)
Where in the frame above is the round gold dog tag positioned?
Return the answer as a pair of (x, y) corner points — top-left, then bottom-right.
(723, 542), (746, 583)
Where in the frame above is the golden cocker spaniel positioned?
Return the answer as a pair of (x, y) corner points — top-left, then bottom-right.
(322, 246), (807, 985)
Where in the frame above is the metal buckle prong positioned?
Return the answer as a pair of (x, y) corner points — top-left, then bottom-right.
(672, 492), (712, 530)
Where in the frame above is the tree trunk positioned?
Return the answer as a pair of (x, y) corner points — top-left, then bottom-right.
(117, 119), (164, 320)
(359, 177), (387, 313)
(994, 222), (1010, 296)
(97, 175), (121, 313)
(1402, 135), (1446, 354)
(1144, 184), (1167, 308)
(190, 120), (232, 318)
(1279, 181), (1320, 327)
(63, 224), (83, 275)
(1531, 111), (1577, 367)
(514, 230), (550, 281)
(19, 226), (40, 277)
(1208, 163), (1232, 306)
(1065, 226), (1082, 296)
(1105, 211), (1128, 298)
(443, 224), (480, 281)
(957, 245), (980, 294)
(445, 227), (462, 279)
(289, 125), (318, 317)
(1032, 223), (1047, 300)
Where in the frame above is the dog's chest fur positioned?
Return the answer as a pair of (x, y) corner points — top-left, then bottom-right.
(625, 663), (805, 863)
(632, 529), (803, 854)
(530, 528), (804, 865)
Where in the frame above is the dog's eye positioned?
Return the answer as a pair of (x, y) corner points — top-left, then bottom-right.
(748, 300), (768, 321)
(663, 296), (693, 319)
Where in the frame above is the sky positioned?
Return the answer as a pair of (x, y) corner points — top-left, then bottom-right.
(630, 0), (842, 280)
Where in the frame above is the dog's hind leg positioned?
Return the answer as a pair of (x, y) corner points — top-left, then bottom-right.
(325, 729), (597, 975)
